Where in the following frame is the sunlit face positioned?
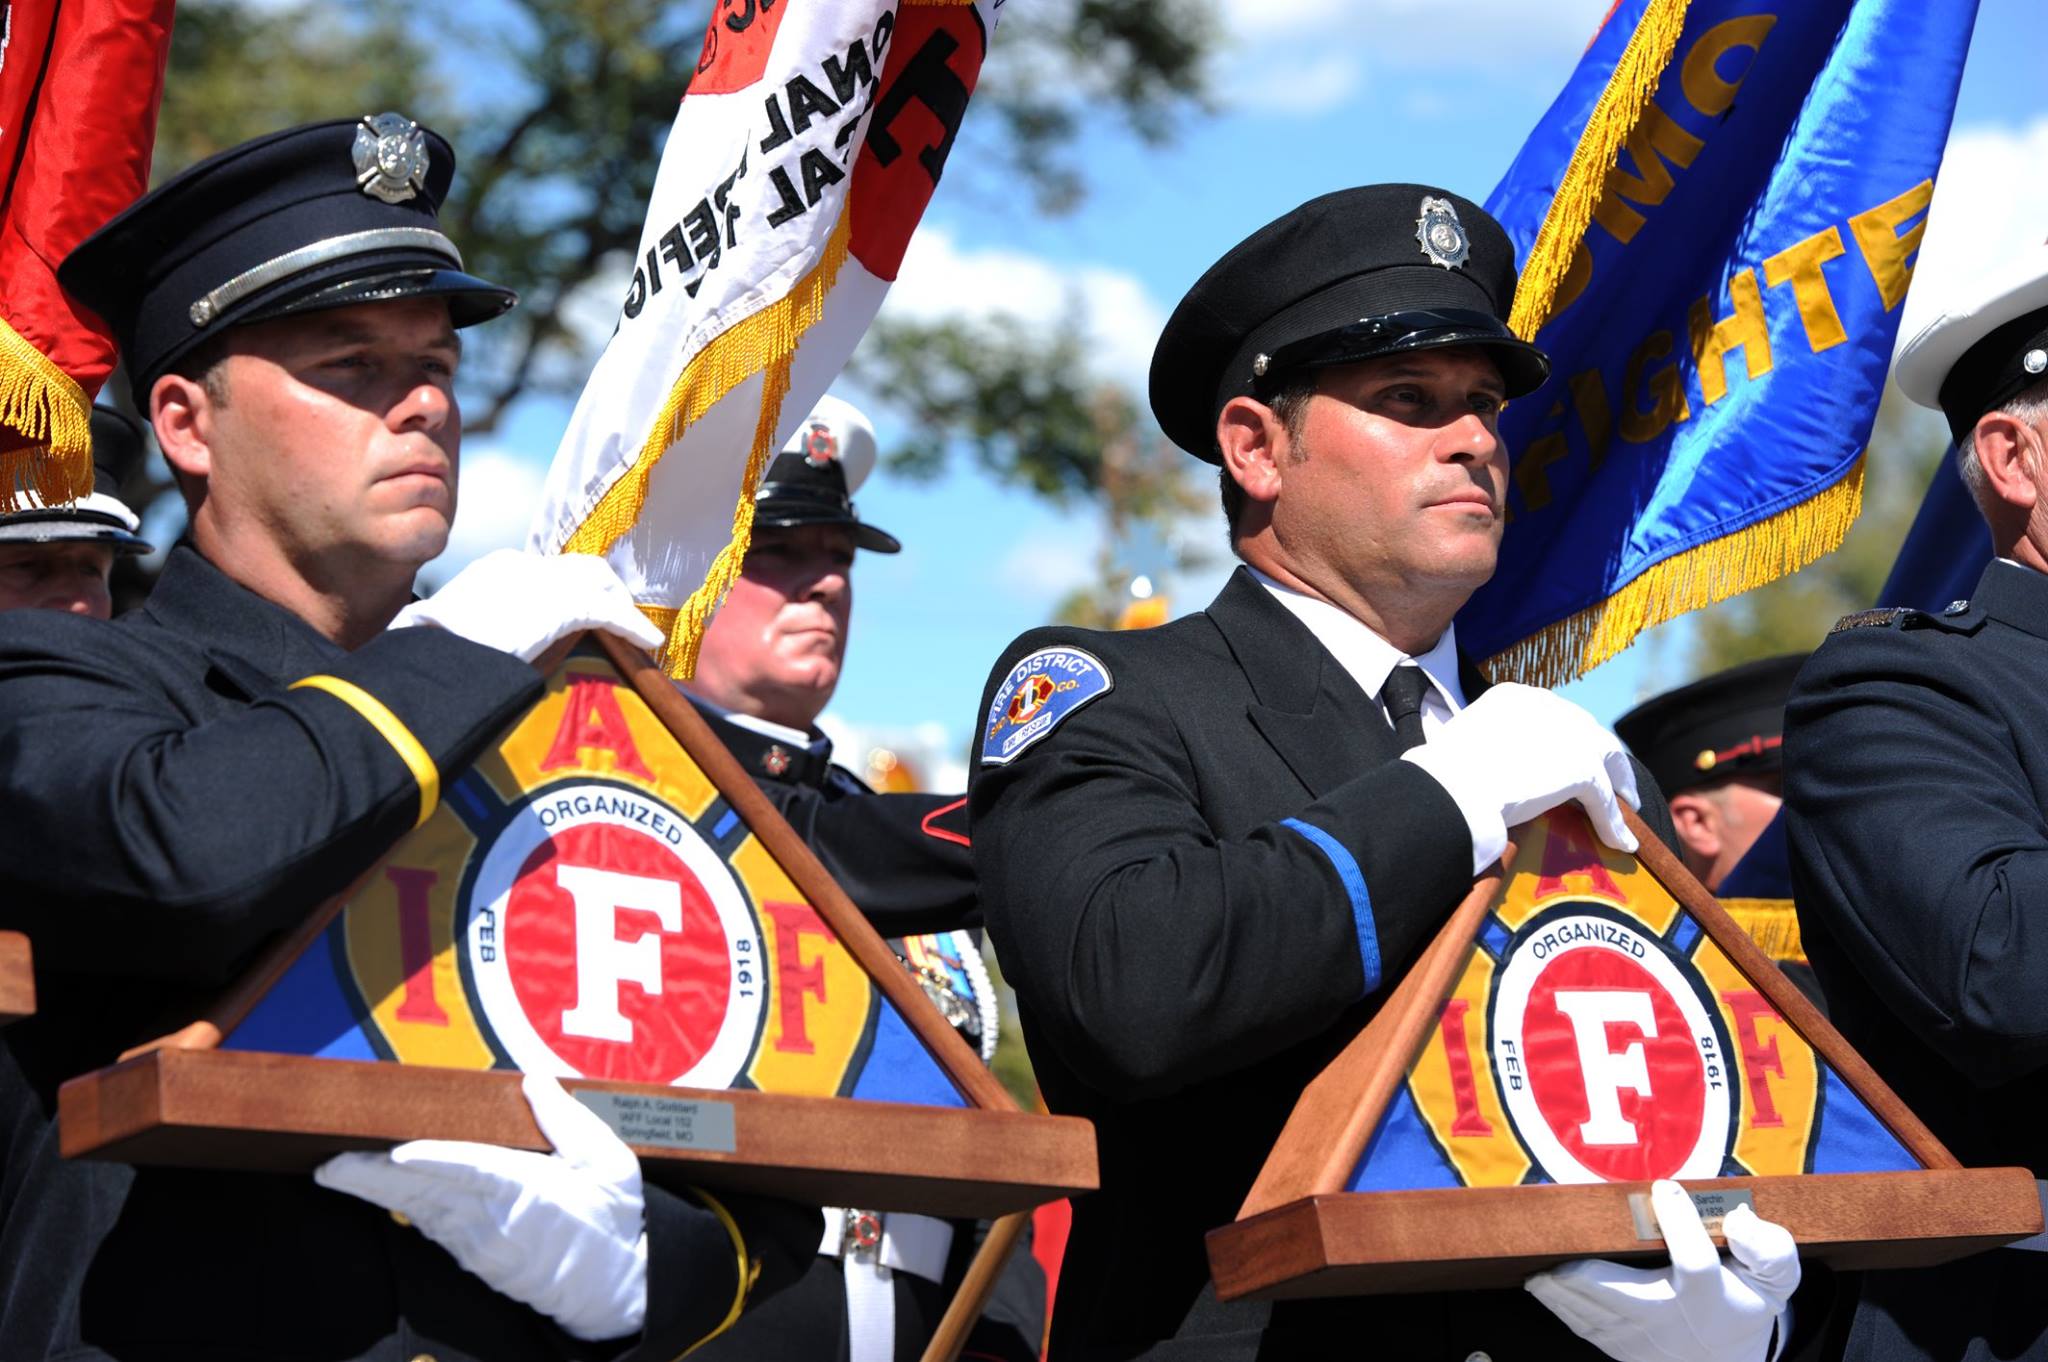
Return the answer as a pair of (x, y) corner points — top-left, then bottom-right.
(200, 297), (462, 576)
(688, 523), (856, 729)
(1271, 347), (1508, 603)
(0, 542), (115, 618)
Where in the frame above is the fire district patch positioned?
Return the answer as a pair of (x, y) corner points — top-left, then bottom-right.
(981, 646), (1112, 766)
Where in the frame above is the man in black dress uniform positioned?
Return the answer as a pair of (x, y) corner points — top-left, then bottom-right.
(1617, 655), (1818, 1003)
(0, 405), (152, 618)
(968, 186), (1801, 1361)
(1786, 247), (2048, 1361)
(680, 395), (1045, 1362)
(0, 115), (816, 1361)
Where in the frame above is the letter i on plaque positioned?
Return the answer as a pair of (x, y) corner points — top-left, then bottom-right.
(1206, 807), (2042, 1297)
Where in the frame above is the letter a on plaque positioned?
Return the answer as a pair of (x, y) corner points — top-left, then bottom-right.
(1206, 808), (2042, 1298)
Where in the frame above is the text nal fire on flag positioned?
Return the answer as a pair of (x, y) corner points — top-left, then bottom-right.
(531, 0), (998, 675)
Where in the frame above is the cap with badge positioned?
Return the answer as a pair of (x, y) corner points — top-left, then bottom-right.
(1148, 184), (1550, 462)
(1894, 245), (2048, 443)
(59, 113), (516, 408)
(1613, 653), (1807, 800)
(753, 394), (899, 554)
(0, 405), (152, 554)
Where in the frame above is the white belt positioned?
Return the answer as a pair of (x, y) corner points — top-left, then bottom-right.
(817, 1207), (955, 1362)
(817, 1206), (954, 1279)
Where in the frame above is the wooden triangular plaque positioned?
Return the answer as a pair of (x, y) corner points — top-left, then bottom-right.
(1206, 805), (2040, 1299)
(58, 633), (1094, 1218)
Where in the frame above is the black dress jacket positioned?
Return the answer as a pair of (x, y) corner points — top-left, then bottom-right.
(684, 702), (1046, 1362)
(1787, 558), (2048, 1362)
(0, 543), (813, 1362)
(970, 568), (1676, 1361)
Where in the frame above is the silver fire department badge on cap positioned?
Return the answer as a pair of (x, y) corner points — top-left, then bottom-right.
(1415, 195), (1470, 271)
(353, 113), (430, 205)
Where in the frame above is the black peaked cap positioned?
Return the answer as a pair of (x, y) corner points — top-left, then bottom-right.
(1149, 184), (1548, 462)
(1614, 653), (1808, 799)
(60, 114), (516, 407)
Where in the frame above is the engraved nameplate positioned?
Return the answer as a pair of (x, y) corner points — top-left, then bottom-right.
(573, 1090), (738, 1153)
(1628, 1187), (1755, 1240)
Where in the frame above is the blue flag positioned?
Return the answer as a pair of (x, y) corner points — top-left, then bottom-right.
(1878, 448), (1993, 613)
(1460, 0), (1979, 685)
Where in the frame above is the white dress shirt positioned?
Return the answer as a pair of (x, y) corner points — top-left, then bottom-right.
(1247, 567), (1467, 737)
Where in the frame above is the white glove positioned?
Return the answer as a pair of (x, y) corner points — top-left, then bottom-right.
(1525, 1180), (1800, 1362)
(1401, 682), (1640, 874)
(315, 1073), (648, 1342)
(395, 548), (664, 663)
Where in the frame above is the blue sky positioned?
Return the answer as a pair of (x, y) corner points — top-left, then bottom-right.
(440, 0), (2048, 785)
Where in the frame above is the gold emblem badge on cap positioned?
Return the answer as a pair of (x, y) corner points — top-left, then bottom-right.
(1414, 194), (1470, 271)
(353, 112), (430, 205)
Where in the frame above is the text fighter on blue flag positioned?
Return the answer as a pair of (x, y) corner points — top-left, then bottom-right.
(531, 0), (999, 676)
(1462, 0), (1979, 685)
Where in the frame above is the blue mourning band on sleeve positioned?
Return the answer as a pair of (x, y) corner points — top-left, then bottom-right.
(1281, 817), (1381, 994)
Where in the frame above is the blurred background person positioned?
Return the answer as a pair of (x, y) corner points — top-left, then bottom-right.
(0, 405), (152, 617)
(1615, 654), (1817, 1002)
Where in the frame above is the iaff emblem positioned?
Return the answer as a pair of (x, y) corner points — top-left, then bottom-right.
(460, 781), (763, 1086)
(802, 421), (839, 468)
(1369, 808), (1891, 1196)
(1490, 905), (1732, 1183)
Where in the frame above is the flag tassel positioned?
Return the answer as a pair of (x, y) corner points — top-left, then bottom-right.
(1485, 453), (1866, 688)
(563, 207), (855, 676)
(0, 315), (93, 513)
(1508, 0), (1693, 342)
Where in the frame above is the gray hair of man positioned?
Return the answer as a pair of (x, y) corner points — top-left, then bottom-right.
(1963, 377), (2048, 509)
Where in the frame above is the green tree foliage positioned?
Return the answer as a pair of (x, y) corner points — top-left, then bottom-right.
(1681, 390), (1952, 673)
(156, 0), (1214, 435)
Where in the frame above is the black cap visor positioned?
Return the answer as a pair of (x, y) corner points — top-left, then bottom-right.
(1258, 308), (1550, 400)
(254, 264), (517, 330)
(753, 497), (901, 554)
(138, 251), (516, 397)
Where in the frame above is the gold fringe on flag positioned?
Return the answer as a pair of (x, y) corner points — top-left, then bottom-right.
(1719, 897), (1808, 965)
(0, 315), (93, 514)
(561, 206), (855, 678)
(1488, 454), (1865, 688)
(1508, 0), (1692, 341)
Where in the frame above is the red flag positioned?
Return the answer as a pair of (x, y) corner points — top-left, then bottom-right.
(0, 0), (175, 510)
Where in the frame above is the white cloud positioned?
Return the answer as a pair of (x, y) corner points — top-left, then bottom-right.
(1895, 114), (2048, 355)
(422, 446), (548, 588)
(1213, 0), (1612, 115)
(881, 227), (1167, 392)
(994, 521), (1105, 602)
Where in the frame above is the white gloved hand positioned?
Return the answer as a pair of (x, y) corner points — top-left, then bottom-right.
(1524, 1180), (1800, 1362)
(393, 548), (664, 663)
(315, 1073), (648, 1342)
(1401, 681), (1641, 874)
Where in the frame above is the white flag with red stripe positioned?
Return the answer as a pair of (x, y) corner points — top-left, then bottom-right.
(530, 0), (998, 674)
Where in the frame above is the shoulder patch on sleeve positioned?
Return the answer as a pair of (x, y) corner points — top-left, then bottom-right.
(1830, 607), (1913, 634)
(981, 645), (1113, 766)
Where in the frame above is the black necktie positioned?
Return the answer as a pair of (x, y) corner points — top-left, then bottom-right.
(1380, 664), (1431, 753)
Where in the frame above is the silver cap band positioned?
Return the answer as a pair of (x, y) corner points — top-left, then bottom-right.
(188, 226), (464, 328)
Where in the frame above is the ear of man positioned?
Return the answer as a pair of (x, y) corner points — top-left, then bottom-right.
(150, 364), (229, 507)
(1974, 409), (2043, 516)
(1215, 395), (1291, 536)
